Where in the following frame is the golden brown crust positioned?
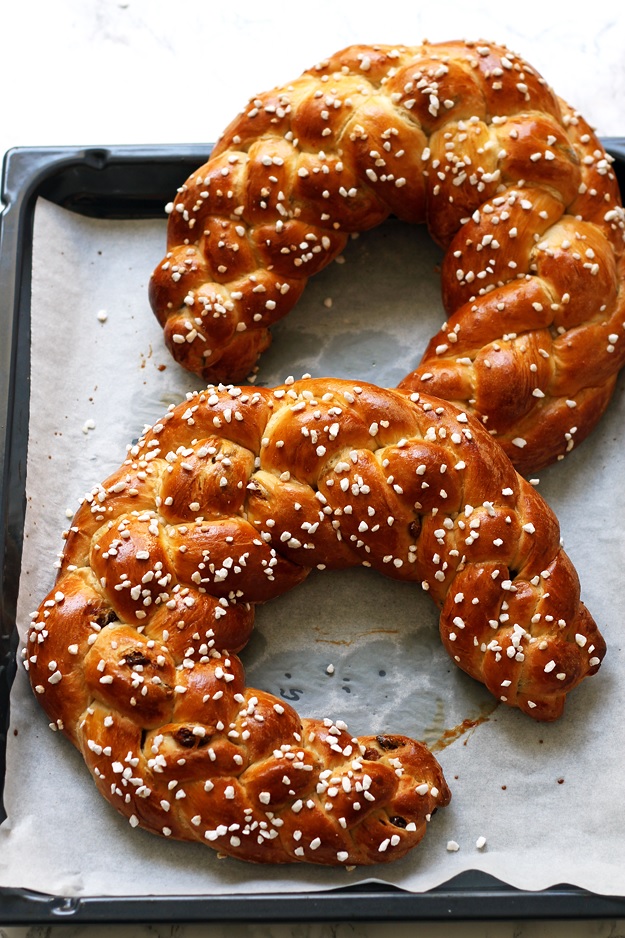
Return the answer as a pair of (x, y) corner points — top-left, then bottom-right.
(149, 40), (625, 474)
(26, 378), (605, 864)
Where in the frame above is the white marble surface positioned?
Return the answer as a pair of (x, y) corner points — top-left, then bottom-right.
(2, 0), (625, 935)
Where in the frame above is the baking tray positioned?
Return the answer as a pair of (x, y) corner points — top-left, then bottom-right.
(2, 142), (625, 925)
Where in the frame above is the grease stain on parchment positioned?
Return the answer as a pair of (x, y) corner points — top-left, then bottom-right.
(423, 697), (500, 752)
(312, 624), (400, 647)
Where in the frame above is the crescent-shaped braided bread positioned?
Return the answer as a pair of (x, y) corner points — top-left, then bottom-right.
(26, 378), (604, 864)
(149, 39), (625, 476)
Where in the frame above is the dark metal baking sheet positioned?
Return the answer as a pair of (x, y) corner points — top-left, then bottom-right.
(2, 141), (625, 925)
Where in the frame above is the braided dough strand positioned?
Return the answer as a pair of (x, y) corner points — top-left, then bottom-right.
(26, 379), (604, 864)
(149, 40), (625, 474)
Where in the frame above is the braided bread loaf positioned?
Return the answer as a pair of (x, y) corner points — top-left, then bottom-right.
(149, 40), (625, 476)
(25, 378), (604, 864)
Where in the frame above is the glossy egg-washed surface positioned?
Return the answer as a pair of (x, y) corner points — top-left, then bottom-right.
(149, 39), (625, 476)
(25, 379), (605, 864)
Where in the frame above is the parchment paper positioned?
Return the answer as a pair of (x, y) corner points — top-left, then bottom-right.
(1, 196), (624, 898)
